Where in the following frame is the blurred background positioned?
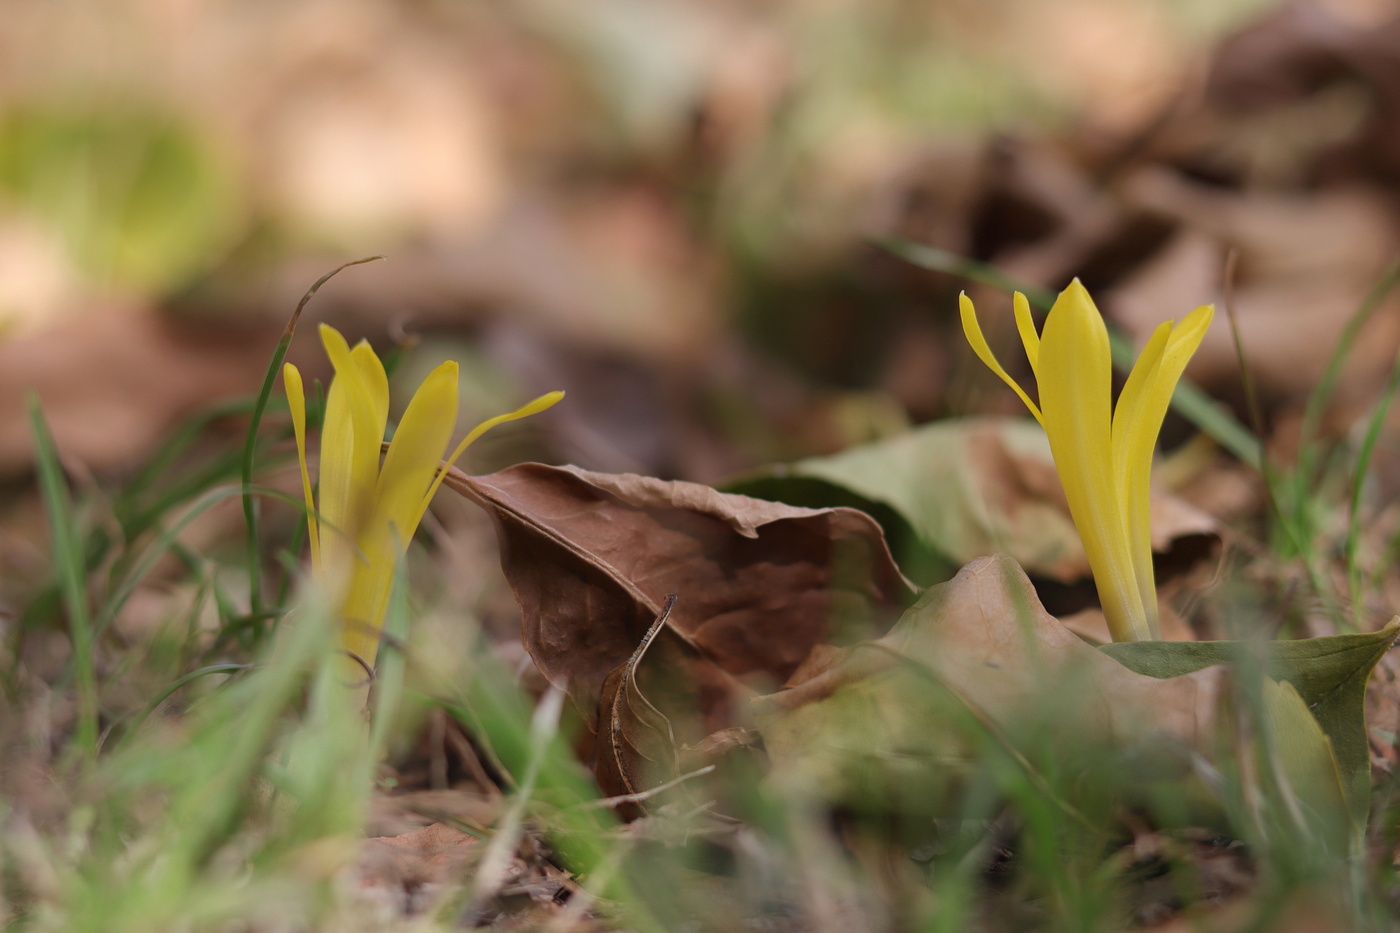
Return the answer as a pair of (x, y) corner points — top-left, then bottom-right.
(2, 0), (1398, 490)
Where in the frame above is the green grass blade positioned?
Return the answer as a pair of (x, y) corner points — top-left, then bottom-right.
(94, 485), (307, 641)
(1346, 344), (1400, 628)
(1297, 261), (1400, 501)
(111, 663), (248, 751)
(27, 392), (99, 759)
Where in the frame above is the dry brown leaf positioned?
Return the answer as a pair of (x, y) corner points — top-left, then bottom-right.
(753, 555), (1226, 804)
(357, 822), (477, 896)
(441, 462), (915, 712)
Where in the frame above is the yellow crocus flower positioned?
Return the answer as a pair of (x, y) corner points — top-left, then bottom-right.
(960, 281), (1213, 642)
(283, 324), (563, 671)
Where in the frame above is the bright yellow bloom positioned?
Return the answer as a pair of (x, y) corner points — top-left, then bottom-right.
(960, 281), (1212, 642)
(283, 324), (563, 670)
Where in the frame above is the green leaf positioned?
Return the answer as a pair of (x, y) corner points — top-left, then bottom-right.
(1101, 624), (1399, 825)
(1258, 677), (1351, 855)
(727, 417), (1092, 586)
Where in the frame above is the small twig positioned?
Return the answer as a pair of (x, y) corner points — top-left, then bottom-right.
(581, 765), (717, 811)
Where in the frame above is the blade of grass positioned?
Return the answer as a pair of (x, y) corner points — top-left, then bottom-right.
(94, 485), (308, 641)
(120, 397), (257, 510)
(1345, 342), (1400, 629)
(875, 236), (1263, 468)
(28, 393), (99, 759)
(111, 663), (248, 751)
(1296, 261), (1400, 509)
(470, 686), (566, 906)
(241, 255), (384, 618)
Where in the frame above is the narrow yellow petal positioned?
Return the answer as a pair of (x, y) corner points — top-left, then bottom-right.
(1013, 292), (1039, 378)
(412, 390), (566, 530)
(1164, 304), (1214, 372)
(1110, 320), (1173, 638)
(317, 355), (357, 576)
(319, 325), (387, 540)
(959, 293), (1043, 426)
(1114, 304), (1212, 634)
(282, 362), (320, 572)
(339, 360), (460, 667)
(376, 360), (459, 546)
(1039, 280), (1148, 641)
(350, 339), (390, 444)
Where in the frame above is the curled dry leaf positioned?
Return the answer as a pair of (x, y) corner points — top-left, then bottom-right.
(440, 462), (916, 712)
(594, 596), (681, 817)
(752, 555), (1227, 808)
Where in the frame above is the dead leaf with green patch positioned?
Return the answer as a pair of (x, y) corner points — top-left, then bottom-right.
(752, 554), (1227, 814)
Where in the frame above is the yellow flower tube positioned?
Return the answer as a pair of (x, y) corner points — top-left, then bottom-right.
(284, 324), (563, 671)
(961, 281), (1212, 642)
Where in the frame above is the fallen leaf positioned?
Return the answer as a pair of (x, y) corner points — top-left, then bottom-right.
(752, 554), (1227, 810)
(728, 417), (1221, 592)
(357, 822), (478, 905)
(441, 462), (915, 712)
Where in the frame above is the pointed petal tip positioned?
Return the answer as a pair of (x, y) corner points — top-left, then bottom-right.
(522, 389), (566, 415)
(1063, 278), (1090, 298)
(429, 358), (460, 378)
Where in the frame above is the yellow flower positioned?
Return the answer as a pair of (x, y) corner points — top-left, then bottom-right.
(960, 281), (1212, 642)
(283, 324), (562, 670)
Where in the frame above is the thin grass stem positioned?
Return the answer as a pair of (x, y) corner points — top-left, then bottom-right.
(28, 393), (99, 759)
(1345, 343), (1400, 629)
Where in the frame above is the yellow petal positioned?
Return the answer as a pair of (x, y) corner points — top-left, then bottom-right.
(318, 325), (386, 543)
(317, 356), (357, 575)
(412, 390), (566, 529)
(350, 339), (390, 444)
(1039, 280), (1148, 641)
(376, 360), (459, 545)
(340, 360), (460, 667)
(1110, 320), (1173, 638)
(1163, 304), (1214, 374)
(282, 362), (321, 571)
(959, 293), (1043, 426)
(1112, 304), (1213, 633)
(1013, 292), (1039, 379)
